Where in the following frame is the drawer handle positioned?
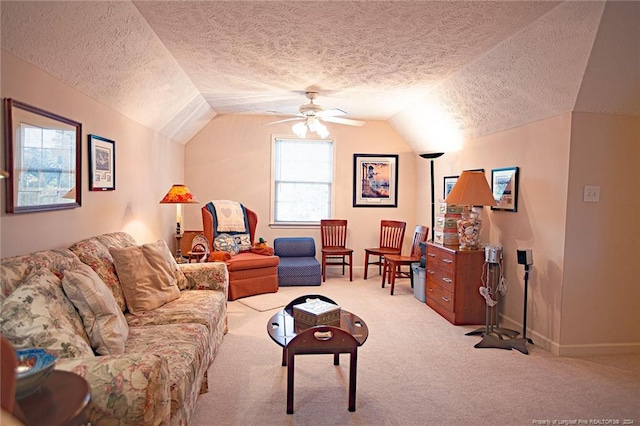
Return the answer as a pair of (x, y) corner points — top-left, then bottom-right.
(427, 253), (436, 258)
(443, 259), (453, 264)
(427, 270), (435, 275)
(427, 288), (433, 292)
(442, 278), (452, 283)
(441, 296), (450, 302)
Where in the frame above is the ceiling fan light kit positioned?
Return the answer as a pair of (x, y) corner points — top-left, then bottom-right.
(265, 91), (364, 138)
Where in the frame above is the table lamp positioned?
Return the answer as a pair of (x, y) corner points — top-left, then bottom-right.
(160, 184), (200, 260)
(444, 171), (496, 250)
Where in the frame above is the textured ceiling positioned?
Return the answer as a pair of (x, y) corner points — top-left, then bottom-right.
(1, 1), (638, 151)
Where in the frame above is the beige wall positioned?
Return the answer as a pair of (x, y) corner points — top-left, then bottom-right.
(0, 51), (184, 257)
(561, 112), (640, 355)
(184, 114), (417, 267)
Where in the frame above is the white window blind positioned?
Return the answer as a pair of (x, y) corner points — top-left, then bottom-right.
(272, 137), (334, 224)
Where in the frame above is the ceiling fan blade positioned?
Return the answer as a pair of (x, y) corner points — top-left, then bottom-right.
(316, 108), (346, 118)
(262, 117), (304, 126)
(322, 116), (365, 127)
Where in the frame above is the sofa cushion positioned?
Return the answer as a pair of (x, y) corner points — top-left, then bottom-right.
(0, 267), (94, 358)
(0, 248), (85, 304)
(69, 232), (137, 312)
(62, 263), (129, 355)
(155, 239), (188, 290)
(125, 289), (227, 363)
(110, 243), (181, 315)
(124, 323), (210, 424)
(224, 252), (280, 271)
(274, 237), (317, 257)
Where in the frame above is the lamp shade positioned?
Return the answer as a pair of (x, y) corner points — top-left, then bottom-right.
(444, 171), (497, 207)
(159, 184), (200, 204)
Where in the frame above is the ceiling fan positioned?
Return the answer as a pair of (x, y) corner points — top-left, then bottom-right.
(263, 92), (365, 138)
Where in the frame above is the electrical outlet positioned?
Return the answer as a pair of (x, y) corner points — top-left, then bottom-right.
(583, 185), (600, 203)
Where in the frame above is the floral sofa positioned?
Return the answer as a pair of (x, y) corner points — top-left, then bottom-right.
(0, 232), (229, 425)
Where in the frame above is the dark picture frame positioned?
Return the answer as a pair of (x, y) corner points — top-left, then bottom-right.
(443, 175), (458, 199)
(89, 134), (115, 191)
(353, 153), (398, 207)
(491, 166), (519, 212)
(4, 98), (82, 213)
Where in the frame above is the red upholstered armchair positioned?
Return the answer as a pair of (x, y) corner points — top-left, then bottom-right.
(202, 205), (279, 300)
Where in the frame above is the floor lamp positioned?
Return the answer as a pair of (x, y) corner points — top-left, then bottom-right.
(419, 153), (445, 236)
(160, 184), (200, 262)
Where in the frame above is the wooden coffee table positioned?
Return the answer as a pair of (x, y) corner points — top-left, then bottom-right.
(267, 298), (368, 414)
(16, 370), (91, 426)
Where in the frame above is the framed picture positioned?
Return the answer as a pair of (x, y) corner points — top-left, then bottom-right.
(443, 175), (458, 199)
(353, 153), (398, 207)
(89, 134), (115, 191)
(491, 166), (519, 212)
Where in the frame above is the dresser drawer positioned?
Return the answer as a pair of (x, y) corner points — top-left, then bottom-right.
(427, 268), (455, 292)
(426, 281), (454, 312)
(426, 248), (456, 274)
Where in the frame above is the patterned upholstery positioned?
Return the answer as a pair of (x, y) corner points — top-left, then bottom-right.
(273, 238), (321, 287)
(1, 232), (229, 426)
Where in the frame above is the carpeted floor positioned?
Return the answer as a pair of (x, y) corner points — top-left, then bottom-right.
(191, 274), (640, 425)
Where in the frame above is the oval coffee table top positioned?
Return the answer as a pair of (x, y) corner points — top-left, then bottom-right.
(267, 307), (369, 348)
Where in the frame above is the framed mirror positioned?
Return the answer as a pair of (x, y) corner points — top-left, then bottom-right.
(4, 98), (82, 213)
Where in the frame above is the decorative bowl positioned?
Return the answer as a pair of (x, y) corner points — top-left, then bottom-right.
(15, 348), (57, 399)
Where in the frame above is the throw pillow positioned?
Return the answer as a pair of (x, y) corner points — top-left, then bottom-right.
(214, 233), (239, 255)
(0, 267), (95, 359)
(109, 243), (181, 315)
(62, 263), (129, 355)
(154, 239), (188, 290)
(233, 233), (252, 252)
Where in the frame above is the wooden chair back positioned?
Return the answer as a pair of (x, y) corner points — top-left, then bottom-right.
(378, 220), (406, 251)
(320, 219), (349, 249)
(410, 225), (429, 257)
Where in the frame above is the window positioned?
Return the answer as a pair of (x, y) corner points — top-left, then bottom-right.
(271, 137), (335, 225)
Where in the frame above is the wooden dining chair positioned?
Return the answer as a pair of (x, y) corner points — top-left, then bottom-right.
(363, 220), (406, 280)
(320, 219), (353, 281)
(382, 225), (429, 295)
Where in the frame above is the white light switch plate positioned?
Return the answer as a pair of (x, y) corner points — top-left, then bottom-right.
(583, 185), (600, 203)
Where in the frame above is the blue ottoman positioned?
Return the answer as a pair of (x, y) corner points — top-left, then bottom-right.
(273, 237), (322, 287)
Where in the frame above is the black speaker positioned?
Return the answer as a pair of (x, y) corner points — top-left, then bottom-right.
(517, 249), (533, 265)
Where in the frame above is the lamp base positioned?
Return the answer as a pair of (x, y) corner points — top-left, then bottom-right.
(457, 208), (481, 250)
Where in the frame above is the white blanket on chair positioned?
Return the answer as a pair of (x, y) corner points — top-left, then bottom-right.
(212, 200), (246, 233)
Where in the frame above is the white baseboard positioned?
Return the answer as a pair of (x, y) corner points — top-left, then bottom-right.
(500, 314), (640, 356)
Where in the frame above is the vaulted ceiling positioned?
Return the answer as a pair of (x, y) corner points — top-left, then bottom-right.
(1, 1), (638, 153)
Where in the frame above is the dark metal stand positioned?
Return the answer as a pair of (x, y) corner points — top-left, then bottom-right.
(466, 262), (526, 353)
(521, 264), (534, 345)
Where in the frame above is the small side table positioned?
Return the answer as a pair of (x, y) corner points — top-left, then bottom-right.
(16, 370), (91, 426)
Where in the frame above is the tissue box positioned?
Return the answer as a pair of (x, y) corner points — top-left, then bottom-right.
(293, 298), (341, 326)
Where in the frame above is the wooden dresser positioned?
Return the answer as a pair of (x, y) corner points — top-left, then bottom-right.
(425, 242), (485, 325)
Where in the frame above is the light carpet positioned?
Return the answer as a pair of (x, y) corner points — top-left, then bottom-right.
(236, 286), (315, 312)
(192, 275), (640, 425)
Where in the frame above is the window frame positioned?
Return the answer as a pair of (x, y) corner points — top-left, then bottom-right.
(269, 134), (336, 227)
